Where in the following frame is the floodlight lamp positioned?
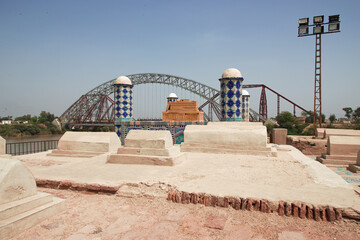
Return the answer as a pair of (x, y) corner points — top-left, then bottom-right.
(313, 15), (324, 24)
(299, 18), (309, 26)
(313, 26), (324, 34)
(329, 23), (340, 31)
(329, 15), (340, 23)
(298, 27), (309, 36)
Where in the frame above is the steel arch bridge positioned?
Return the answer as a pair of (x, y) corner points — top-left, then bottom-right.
(60, 73), (308, 127)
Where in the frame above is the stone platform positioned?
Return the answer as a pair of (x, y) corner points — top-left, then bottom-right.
(348, 151), (360, 173)
(0, 158), (65, 239)
(317, 136), (360, 166)
(47, 132), (121, 158)
(180, 122), (277, 157)
(14, 145), (360, 211)
(108, 130), (186, 166)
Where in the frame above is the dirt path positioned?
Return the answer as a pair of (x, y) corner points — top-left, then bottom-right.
(13, 188), (360, 240)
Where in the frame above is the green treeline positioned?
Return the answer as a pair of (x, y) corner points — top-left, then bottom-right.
(0, 111), (64, 137)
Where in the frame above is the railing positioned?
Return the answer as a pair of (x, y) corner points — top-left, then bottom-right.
(6, 140), (59, 156)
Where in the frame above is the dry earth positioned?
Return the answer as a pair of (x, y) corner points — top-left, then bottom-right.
(13, 187), (360, 240)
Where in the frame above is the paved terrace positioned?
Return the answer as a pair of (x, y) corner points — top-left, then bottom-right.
(15, 145), (360, 210)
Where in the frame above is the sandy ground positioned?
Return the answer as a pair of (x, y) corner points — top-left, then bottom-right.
(12, 187), (360, 240)
(14, 145), (360, 208)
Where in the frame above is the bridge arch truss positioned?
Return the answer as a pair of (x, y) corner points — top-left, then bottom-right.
(60, 73), (307, 127)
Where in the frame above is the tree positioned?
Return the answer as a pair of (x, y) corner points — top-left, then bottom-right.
(353, 107), (360, 123)
(301, 111), (326, 123)
(343, 107), (353, 120)
(15, 114), (32, 122)
(38, 111), (55, 124)
(276, 111), (297, 129)
(329, 114), (336, 124)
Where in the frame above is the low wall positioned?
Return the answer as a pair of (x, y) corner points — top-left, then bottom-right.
(115, 120), (207, 145)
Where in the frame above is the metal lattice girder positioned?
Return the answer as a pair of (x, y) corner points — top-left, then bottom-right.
(60, 73), (223, 124)
(60, 73), (308, 126)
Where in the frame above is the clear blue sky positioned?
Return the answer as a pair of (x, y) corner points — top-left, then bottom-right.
(0, 0), (359, 119)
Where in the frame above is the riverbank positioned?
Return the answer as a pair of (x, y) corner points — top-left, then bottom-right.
(4, 134), (63, 143)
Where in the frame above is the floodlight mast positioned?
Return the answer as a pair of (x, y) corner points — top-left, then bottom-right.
(298, 14), (340, 135)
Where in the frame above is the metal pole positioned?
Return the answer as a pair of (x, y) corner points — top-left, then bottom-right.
(314, 33), (322, 133)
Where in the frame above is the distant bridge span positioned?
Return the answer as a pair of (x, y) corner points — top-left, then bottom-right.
(60, 73), (308, 127)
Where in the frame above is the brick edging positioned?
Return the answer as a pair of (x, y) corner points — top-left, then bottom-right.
(36, 179), (120, 194)
(167, 190), (343, 222)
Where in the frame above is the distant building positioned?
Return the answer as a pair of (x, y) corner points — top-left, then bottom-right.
(162, 93), (204, 122)
(1, 120), (12, 125)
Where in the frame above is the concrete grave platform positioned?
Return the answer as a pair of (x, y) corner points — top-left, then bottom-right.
(317, 136), (360, 166)
(348, 151), (360, 173)
(324, 128), (360, 139)
(316, 128), (360, 139)
(271, 128), (287, 145)
(0, 136), (11, 158)
(181, 122), (277, 157)
(48, 132), (121, 158)
(13, 145), (360, 213)
(0, 158), (65, 239)
(108, 130), (186, 166)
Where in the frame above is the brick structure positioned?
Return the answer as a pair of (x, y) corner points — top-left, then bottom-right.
(271, 128), (288, 145)
(162, 98), (204, 122)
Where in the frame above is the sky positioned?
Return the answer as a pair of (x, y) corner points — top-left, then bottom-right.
(0, 0), (359, 119)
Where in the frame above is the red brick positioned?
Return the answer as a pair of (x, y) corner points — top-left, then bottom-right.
(211, 195), (217, 207)
(175, 192), (181, 203)
(198, 194), (204, 205)
(335, 208), (342, 220)
(299, 204), (306, 219)
(246, 199), (254, 211)
(292, 203), (299, 217)
(320, 208), (327, 221)
(326, 207), (336, 221)
(204, 195), (211, 206)
(36, 179), (60, 188)
(306, 205), (314, 220)
(59, 181), (72, 189)
(181, 192), (186, 204)
(192, 193), (198, 204)
(260, 200), (270, 213)
(167, 191), (172, 201)
(278, 201), (285, 216)
(71, 183), (87, 191)
(241, 198), (247, 210)
(254, 200), (260, 211)
(217, 197), (225, 207)
(223, 197), (229, 208)
(185, 192), (191, 204)
(314, 207), (321, 221)
(234, 198), (241, 210)
(172, 191), (177, 202)
(285, 202), (292, 216)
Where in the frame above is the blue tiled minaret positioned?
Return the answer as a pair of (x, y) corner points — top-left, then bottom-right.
(219, 68), (244, 121)
(242, 90), (250, 122)
(114, 76), (133, 137)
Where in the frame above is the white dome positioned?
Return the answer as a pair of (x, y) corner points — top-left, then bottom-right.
(242, 90), (250, 96)
(168, 93), (178, 98)
(114, 76), (132, 85)
(221, 68), (243, 79)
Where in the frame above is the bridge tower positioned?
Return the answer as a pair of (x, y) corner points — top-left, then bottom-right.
(219, 68), (244, 121)
(242, 90), (250, 122)
(114, 76), (133, 136)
